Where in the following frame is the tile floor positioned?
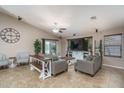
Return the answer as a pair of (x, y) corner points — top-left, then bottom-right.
(0, 65), (124, 88)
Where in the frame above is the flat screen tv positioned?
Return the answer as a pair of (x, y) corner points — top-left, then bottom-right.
(70, 38), (88, 51)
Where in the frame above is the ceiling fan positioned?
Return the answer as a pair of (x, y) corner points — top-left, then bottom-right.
(52, 22), (67, 33)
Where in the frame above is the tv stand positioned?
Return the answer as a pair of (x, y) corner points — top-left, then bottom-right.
(68, 51), (90, 60)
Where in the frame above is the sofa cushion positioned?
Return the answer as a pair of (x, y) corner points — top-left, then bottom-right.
(45, 54), (59, 61)
(52, 56), (59, 61)
(86, 55), (93, 61)
(94, 53), (100, 57)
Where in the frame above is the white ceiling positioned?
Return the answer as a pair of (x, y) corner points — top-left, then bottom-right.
(0, 5), (124, 37)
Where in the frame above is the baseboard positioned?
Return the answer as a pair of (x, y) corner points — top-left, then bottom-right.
(103, 64), (124, 70)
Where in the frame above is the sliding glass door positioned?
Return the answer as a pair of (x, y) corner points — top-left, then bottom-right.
(45, 40), (57, 55)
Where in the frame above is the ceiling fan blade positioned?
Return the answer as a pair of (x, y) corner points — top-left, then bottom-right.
(59, 30), (63, 33)
(60, 28), (67, 30)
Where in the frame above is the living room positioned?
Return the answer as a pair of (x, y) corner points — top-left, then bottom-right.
(0, 5), (124, 88)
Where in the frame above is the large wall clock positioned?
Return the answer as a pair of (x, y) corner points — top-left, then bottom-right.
(0, 28), (20, 43)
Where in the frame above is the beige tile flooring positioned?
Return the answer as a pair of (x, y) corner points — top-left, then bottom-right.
(0, 65), (124, 88)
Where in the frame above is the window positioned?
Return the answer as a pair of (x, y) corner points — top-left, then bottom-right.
(44, 40), (57, 55)
(104, 34), (122, 57)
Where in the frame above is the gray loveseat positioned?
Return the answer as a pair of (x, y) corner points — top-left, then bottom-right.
(74, 53), (102, 76)
(45, 55), (68, 76)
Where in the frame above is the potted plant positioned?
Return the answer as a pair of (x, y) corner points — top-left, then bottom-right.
(34, 39), (41, 56)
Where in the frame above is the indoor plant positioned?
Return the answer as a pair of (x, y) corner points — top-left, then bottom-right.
(34, 39), (41, 56)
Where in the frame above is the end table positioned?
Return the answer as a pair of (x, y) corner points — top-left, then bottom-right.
(9, 57), (16, 68)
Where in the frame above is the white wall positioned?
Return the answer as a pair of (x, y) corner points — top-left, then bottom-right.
(0, 12), (124, 69)
(61, 28), (124, 69)
(101, 28), (124, 69)
(0, 12), (60, 57)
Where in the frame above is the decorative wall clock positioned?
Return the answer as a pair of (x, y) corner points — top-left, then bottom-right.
(0, 28), (20, 43)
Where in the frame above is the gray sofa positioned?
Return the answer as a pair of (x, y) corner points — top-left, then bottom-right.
(45, 55), (68, 76)
(74, 53), (102, 76)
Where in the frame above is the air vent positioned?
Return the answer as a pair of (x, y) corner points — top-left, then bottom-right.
(90, 16), (96, 20)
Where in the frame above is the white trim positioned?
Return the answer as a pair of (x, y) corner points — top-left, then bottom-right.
(103, 64), (124, 70)
(30, 64), (41, 72)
